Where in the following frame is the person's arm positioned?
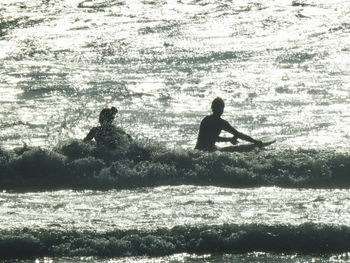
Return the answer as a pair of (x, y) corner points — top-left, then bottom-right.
(83, 127), (98, 142)
(116, 127), (133, 141)
(236, 132), (262, 147)
(222, 120), (262, 147)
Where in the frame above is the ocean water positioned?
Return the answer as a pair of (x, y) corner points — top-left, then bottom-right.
(1, 0), (350, 262)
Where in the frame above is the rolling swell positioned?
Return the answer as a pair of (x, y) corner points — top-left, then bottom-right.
(0, 140), (349, 191)
(1, 223), (350, 259)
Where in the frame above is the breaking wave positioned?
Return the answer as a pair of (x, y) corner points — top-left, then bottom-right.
(0, 139), (349, 191)
(1, 223), (350, 260)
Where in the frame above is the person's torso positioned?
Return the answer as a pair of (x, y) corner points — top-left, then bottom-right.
(95, 124), (130, 149)
(195, 115), (225, 151)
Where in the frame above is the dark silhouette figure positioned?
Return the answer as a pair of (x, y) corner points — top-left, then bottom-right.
(84, 107), (131, 149)
(195, 97), (262, 151)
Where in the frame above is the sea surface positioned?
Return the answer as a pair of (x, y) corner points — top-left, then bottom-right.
(0, 0), (350, 262)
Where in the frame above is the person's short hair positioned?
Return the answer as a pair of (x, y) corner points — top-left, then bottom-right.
(211, 97), (225, 113)
(99, 107), (118, 124)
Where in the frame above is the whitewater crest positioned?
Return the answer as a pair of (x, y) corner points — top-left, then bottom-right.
(1, 223), (350, 259)
(0, 139), (349, 191)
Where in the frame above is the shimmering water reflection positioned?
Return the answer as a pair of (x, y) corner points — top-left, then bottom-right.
(1, 186), (349, 232)
(1, 0), (350, 150)
(20, 252), (350, 263)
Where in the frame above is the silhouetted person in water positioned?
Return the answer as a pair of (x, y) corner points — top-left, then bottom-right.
(195, 97), (262, 151)
(84, 107), (131, 149)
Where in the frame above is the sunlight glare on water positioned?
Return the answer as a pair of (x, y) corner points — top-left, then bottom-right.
(1, 187), (350, 232)
(0, 0), (349, 150)
(1, 1), (350, 262)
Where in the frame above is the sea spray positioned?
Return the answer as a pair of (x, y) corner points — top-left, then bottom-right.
(1, 223), (350, 260)
(0, 140), (350, 191)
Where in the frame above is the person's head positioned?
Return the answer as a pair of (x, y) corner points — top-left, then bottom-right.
(211, 97), (225, 116)
(99, 106), (118, 124)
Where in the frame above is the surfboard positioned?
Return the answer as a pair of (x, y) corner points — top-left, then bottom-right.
(219, 139), (276, 153)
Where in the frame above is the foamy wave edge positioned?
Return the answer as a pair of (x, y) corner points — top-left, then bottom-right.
(0, 139), (349, 191)
(1, 223), (350, 260)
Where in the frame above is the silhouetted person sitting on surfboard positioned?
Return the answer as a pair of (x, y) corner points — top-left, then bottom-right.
(195, 97), (262, 151)
(84, 106), (132, 150)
